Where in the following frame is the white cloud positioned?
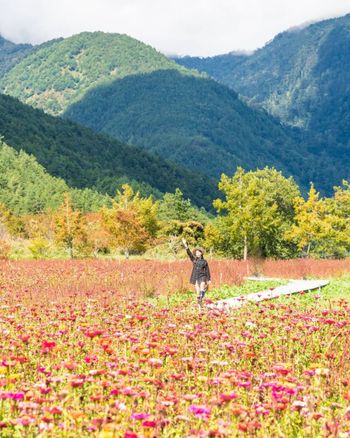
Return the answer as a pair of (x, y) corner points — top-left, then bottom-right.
(0, 0), (349, 56)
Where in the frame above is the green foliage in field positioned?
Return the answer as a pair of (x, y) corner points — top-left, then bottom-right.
(205, 167), (350, 259)
(270, 276), (350, 309)
(210, 279), (287, 301)
(156, 276), (350, 309)
(151, 276), (350, 309)
(0, 93), (218, 209)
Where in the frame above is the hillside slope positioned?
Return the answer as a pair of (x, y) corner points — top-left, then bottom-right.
(64, 69), (332, 191)
(0, 93), (217, 208)
(0, 141), (109, 214)
(0, 32), (196, 115)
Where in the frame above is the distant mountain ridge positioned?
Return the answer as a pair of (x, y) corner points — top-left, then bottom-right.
(174, 13), (350, 134)
(173, 52), (249, 84)
(174, 13), (350, 192)
(0, 35), (33, 78)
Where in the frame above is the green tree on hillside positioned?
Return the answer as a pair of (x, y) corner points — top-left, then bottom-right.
(0, 93), (217, 211)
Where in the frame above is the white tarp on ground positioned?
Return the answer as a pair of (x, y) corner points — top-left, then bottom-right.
(212, 279), (329, 310)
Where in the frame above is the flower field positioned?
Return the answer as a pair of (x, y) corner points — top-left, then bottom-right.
(1, 260), (350, 437)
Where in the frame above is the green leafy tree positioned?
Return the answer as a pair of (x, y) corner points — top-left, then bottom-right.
(158, 188), (209, 223)
(157, 189), (209, 256)
(204, 219), (231, 257)
(28, 238), (51, 260)
(213, 167), (300, 259)
(161, 219), (205, 256)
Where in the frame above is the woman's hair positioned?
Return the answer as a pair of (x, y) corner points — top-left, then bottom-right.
(194, 247), (205, 256)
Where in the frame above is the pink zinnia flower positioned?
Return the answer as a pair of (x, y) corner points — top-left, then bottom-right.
(188, 405), (211, 419)
(219, 392), (238, 403)
(130, 413), (150, 420)
(142, 420), (157, 428)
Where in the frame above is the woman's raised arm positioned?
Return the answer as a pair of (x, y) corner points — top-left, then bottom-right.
(182, 239), (195, 262)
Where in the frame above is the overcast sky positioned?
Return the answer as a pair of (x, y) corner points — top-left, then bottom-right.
(0, 0), (349, 56)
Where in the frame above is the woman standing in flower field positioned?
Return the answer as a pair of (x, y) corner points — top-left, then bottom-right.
(182, 238), (211, 304)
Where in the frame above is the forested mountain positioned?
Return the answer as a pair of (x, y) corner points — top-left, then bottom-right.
(64, 69), (323, 189)
(0, 141), (110, 214)
(0, 32), (196, 115)
(1, 27), (349, 197)
(0, 31), (322, 191)
(0, 35), (33, 78)
(0, 93), (218, 208)
(174, 14), (350, 142)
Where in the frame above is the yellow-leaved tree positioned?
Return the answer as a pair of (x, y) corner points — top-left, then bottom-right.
(333, 181), (350, 247)
(324, 180), (350, 257)
(285, 184), (334, 257)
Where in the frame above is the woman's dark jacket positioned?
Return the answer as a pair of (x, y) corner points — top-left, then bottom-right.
(186, 248), (211, 284)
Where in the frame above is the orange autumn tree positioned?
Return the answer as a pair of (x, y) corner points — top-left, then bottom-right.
(85, 212), (112, 257)
(0, 203), (11, 259)
(54, 193), (88, 258)
(102, 184), (158, 258)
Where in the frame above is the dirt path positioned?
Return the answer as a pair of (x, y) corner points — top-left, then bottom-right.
(213, 279), (329, 309)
